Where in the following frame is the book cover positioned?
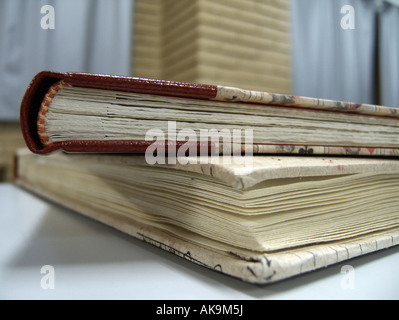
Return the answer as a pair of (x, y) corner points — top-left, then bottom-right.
(20, 71), (399, 157)
(15, 149), (399, 284)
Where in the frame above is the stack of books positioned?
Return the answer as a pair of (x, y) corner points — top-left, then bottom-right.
(17, 71), (399, 284)
(132, 0), (163, 80)
(0, 122), (25, 182)
(133, 0), (292, 94)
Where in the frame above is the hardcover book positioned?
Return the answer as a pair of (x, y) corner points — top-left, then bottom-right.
(20, 71), (399, 157)
(15, 149), (399, 284)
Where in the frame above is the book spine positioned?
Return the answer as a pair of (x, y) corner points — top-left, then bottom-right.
(37, 81), (70, 147)
(20, 71), (218, 154)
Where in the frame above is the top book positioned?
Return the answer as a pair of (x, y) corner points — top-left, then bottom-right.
(20, 71), (399, 157)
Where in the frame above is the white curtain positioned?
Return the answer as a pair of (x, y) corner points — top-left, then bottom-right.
(291, 0), (399, 108)
(291, 0), (377, 105)
(379, 3), (399, 108)
(0, 0), (134, 121)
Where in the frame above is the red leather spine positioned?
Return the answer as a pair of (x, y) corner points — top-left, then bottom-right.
(20, 71), (218, 154)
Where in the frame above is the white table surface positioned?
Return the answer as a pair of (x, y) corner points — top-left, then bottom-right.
(1, 183), (398, 300)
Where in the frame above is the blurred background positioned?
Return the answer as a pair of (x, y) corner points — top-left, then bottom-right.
(0, 0), (398, 182)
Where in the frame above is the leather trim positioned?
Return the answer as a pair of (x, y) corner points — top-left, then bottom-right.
(20, 71), (218, 154)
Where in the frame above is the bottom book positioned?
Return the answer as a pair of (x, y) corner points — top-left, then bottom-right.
(15, 149), (399, 284)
